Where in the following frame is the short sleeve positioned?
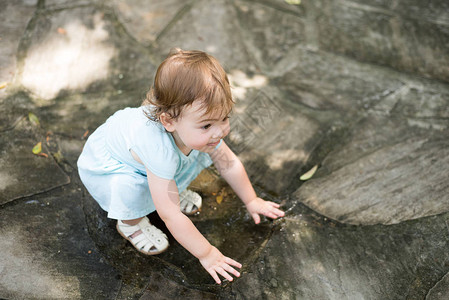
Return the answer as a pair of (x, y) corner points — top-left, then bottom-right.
(129, 120), (180, 179)
(130, 143), (179, 180)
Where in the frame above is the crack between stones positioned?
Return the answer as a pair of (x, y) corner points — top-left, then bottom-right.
(424, 272), (448, 300)
(154, 1), (197, 43)
(0, 180), (71, 210)
(239, 0), (304, 18)
(0, 115), (27, 133)
(227, 0), (262, 72)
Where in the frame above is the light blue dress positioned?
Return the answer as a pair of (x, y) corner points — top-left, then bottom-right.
(77, 106), (219, 220)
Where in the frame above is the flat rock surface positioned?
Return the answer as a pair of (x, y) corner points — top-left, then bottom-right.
(1, 0), (449, 299)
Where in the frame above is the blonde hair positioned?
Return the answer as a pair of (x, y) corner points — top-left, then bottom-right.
(142, 48), (234, 121)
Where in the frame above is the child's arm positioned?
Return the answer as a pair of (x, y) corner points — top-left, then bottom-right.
(210, 141), (285, 224)
(146, 168), (241, 284)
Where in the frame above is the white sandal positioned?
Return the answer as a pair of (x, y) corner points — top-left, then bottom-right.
(116, 217), (169, 255)
(180, 189), (202, 215)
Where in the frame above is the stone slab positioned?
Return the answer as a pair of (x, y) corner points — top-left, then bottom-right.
(312, 0), (449, 82)
(154, 0), (253, 71)
(296, 114), (449, 225)
(226, 88), (321, 196)
(389, 82), (449, 131)
(226, 48), (405, 196)
(234, 0), (306, 72)
(231, 205), (449, 299)
(0, 92), (35, 132)
(0, 182), (120, 299)
(111, 0), (191, 46)
(0, 118), (70, 205)
(272, 48), (405, 113)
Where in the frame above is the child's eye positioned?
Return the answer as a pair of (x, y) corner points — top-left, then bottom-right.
(222, 116), (230, 121)
(202, 124), (211, 130)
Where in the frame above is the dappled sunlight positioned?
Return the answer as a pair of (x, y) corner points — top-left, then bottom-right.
(22, 13), (115, 101)
(228, 69), (268, 103)
(266, 149), (308, 170)
(0, 171), (16, 192)
(0, 229), (81, 298)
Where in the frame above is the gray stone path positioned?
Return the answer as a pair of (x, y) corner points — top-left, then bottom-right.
(1, 0), (448, 299)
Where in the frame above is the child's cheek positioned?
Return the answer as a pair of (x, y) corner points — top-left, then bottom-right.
(189, 134), (210, 150)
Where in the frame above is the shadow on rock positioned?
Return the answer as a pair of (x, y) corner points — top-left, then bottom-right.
(81, 170), (275, 294)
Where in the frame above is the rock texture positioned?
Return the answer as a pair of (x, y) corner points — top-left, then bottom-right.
(1, 0), (449, 299)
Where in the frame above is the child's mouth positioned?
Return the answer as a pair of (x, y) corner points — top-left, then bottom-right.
(207, 141), (220, 147)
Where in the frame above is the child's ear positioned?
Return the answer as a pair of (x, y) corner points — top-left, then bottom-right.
(160, 112), (175, 132)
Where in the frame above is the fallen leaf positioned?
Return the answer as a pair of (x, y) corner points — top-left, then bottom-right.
(300, 165), (318, 181)
(32, 142), (42, 154)
(37, 153), (48, 158)
(216, 195), (223, 204)
(0, 82), (7, 89)
(285, 0), (301, 4)
(57, 27), (67, 35)
(28, 112), (40, 127)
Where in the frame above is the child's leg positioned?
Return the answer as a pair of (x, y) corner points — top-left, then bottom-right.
(122, 217), (144, 226)
(121, 217), (145, 239)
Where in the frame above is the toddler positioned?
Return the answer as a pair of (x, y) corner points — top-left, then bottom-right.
(77, 48), (285, 284)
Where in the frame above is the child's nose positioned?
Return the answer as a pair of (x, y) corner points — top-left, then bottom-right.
(213, 122), (230, 139)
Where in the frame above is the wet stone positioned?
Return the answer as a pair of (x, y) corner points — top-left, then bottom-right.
(296, 114), (449, 225)
(82, 169), (274, 291)
(0, 118), (70, 205)
(0, 182), (120, 299)
(139, 273), (218, 300)
(232, 204), (449, 299)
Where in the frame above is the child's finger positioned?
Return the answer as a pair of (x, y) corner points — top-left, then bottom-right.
(216, 266), (234, 282)
(251, 212), (261, 224)
(225, 257), (242, 269)
(209, 270), (221, 285)
(269, 206), (285, 216)
(222, 263), (241, 277)
(264, 208), (285, 219)
(267, 201), (281, 208)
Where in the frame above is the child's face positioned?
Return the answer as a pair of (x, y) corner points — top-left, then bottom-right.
(166, 100), (231, 154)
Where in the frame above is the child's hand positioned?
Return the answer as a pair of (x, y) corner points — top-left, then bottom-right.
(199, 246), (242, 284)
(245, 197), (285, 224)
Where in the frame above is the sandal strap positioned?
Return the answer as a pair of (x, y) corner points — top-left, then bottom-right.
(117, 217), (168, 254)
(180, 189), (202, 214)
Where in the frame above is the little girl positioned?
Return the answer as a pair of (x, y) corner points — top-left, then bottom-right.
(77, 48), (285, 284)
